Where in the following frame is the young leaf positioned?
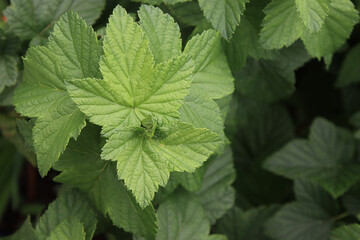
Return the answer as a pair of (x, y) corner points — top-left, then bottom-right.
(330, 224), (360, 240)
(156, 191), (211, 240)
(295, 0), (330, 32)
(13, 12), (102, 176)
(54, 124), (158, 239)
(301, 0), (359, 58)
(198, 0), (247, 39)
(138, 5), (182, 64)
(35, 189), (97, 240)
(4, 0), (106, 40)
(183, 30), (234, 99)
(47, 219), (86, 240)
(265, 202), (333, 240)
(260, 0), (304, 49)
(101, 122), (221, 208)
(66, 6), (194, 136)
(264, 117), (360, 198)
(217, 206), (279, 240)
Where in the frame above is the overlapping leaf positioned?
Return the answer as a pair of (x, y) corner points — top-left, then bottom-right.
(13, 12), (102, 176)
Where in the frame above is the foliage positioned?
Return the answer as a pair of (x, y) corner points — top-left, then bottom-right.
(1, 0), (360, 239)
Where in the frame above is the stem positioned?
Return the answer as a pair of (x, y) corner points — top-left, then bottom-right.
(332, 212), (350, 222)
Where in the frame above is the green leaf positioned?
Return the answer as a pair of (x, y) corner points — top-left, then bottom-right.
(1, 217), (37, 240)
(138, 5), (182, 64)
(13, 11), (102, 176)
(172, 167), (206, 192)
(184, 30), (234, 99)
(54, 124), (158, 239)
(225, 0), (277, 71)
(197, 147), (236, 224)
(47, 219), (86, 240)
(0, 55), (19, 94)
(35, 189), (97, 240)
(179, 92), (225, 144)
(101, 121), (221, 208)
(4, 0), (106, 40)
(206, 235), (228, 240)
(217, 206), (279, 240)
(156, 191), (210, 240)
(295, 0), (330, 32)
(198, 0), (247, 39)
(265, 202), (333, 240)
(294, 179), (339, 215)
(301, 0), (359, 58)
(264, 117), (360, 198)
(235, 58), (295, 102)
(0, 140), (22, 219)
(336, 44), (360, 88)
(167, 1), (205, 27)
(260, 0), (304, 49)
(330, 224), (360, 240)
(16, 118), (35, 152)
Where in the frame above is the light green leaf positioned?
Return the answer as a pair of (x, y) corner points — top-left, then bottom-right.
(101, 121), (221, 208)
(184, 30), (234, 99)
(4, 0), (106, 40)
(265, 202), (333, 240)
(217, 206), (279, 240)
(138, 5), (182, 64)
(156, 191), (210, 240)
(264, 117), (360, 198)
(54, 124), (157, 239)
(235, 58), (295, 102)
(295, 0), (330, 32)
(35, 189), (97, 240)
(336, 44), (360, 88)
(301, 0), (359, 58)
(198, 0), (247, 39)
(13, 12), (102, 176)
(260, 0), (304, 49)
(47, 219), (85, 240)
(330, 224), (360, 240)
(197, 147), (236, 224)
(1, 217), (37, 240)
(67, 6), (194, 135)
